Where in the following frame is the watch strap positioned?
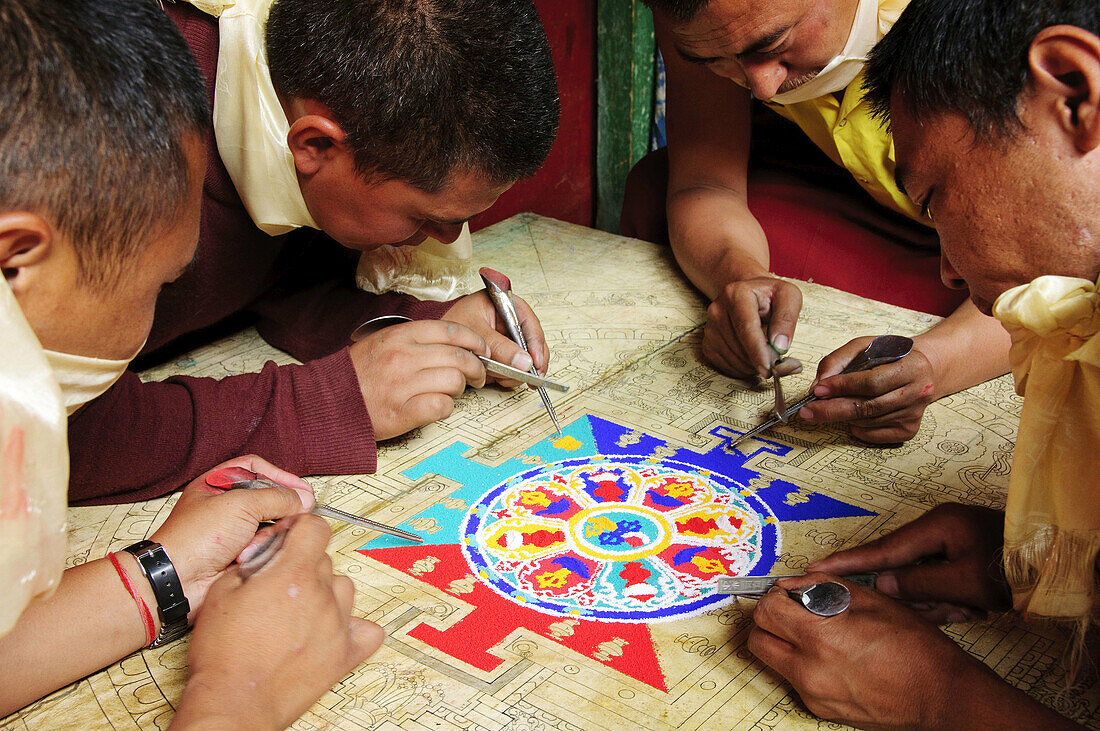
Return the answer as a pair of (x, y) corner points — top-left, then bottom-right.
(122, 540), (191, 647)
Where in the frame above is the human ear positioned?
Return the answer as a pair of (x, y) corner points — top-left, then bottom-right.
(285, 109), (348, 176)
(1028, 26), (1100, 154)
(0, 212), (53, 294)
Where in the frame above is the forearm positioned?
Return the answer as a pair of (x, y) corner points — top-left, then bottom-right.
(951, 660), (1079, 730)
(0, 556), (155, 716)
(913, 298), (1011, 398)
(666, 187), (772, 300)
(68, 350), (375, 505)
(251, 231), (453, 362)
(659, 17), (766, 302)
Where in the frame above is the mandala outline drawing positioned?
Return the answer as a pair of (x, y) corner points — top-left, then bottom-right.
(358, 414), (876, 690)
(460, 455), (779, 622)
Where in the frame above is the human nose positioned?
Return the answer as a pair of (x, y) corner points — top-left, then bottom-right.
(420, 221), (464, 244)
(739, 58), (787, 100)
(939, 254), (967, 290)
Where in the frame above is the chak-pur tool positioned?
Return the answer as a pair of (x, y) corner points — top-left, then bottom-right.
(206, 466), (423, 543)
(731, 335), (914, 448)
(479, 267), (563, 434)
(715, 573), (878, 617)
(349, 315), (569, 393)
(771, 353), (790, 425)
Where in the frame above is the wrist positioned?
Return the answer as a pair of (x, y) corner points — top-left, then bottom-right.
(173, 675), (279, 731)
(712, 249), (771, 289)
(122, 540), (192, 647)
(938, 656), (1057, 730)
(910, 334), (947, 399)
(114, 552), (161, 635)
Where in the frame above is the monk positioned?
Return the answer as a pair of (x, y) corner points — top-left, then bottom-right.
(746, 0), (1099, 727)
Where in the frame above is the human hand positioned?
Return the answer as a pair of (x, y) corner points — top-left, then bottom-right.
(149, 456), (314, 619)
(701, 276), (803, 379)
(800, 336), (938, 443)
(442, 289), (550, 388)
(807, 503), (1010, 623)
(748, 573), (992, 728)
(170, 515), (384, 730)
(349, 319), (490, 441)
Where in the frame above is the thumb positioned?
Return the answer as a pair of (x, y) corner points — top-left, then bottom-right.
(878, 562), (982, 605)
(808, 521), (946, 576)
(483, 327), (533, 372)
(766, 284), (801, 355)
(347, 618), (386, 666)
(226, 485), (312, 525)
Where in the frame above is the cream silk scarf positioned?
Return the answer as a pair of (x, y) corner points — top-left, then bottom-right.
(184, 0), (477, 300)
(993, 275), (1100, 629)
(0, 278), (68, 637)
(42, 347), (135, 416)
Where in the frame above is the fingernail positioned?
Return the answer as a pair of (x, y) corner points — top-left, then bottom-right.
(798, 407), (812, 421)
(298, 490), (314, 510)
(772, 335), (790, 354)
(511, 352), (533, 371)
(813, 384), (830, 397)
(876, 574), (899, 597)
(238, 542), (260, 564)
(946, 609), (971, 623)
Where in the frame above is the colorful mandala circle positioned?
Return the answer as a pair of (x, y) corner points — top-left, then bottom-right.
(460, 455), (779, 622)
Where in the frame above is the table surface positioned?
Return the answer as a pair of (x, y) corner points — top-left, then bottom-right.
(4, 214), (1098, 730)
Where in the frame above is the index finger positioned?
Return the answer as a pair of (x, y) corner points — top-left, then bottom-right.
(267, 514), (333, 572)
(199, 455), (315, 510)
(765, 284), (801, 355)
(410, 320), (490, 358)
(815, 337), (875, 382)
(814, 361), (911, 400)
(512, 294), (551, 375)
(807, 522), (950, 576)
(751, 585), (815, 646)
(728, 293), (777, 378)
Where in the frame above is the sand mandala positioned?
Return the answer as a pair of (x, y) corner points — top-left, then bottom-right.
(462, 456), (776, 622)
(359, 415), (875, 690)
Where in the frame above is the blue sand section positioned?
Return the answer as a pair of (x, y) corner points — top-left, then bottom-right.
(754, 478), (876, 522)
(362, 415), (875, 554)
(590, 417), (780, 495)
(362, 416), (601, 549)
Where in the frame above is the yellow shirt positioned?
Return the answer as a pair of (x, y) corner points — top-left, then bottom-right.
(764, 0), (931, 226)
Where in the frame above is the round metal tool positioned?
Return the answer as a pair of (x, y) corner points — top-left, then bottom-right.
(789, 581), (851, 617)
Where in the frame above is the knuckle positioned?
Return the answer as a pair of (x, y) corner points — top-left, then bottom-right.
(852, 398), (883, 419)
(433, 394), (456, 419)
(303, 513), (333, 540)
(746, 627), (765, 656)
(379, 348), (405, 370)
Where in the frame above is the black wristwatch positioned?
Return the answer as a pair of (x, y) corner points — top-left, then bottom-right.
(122, 540), (191, 647)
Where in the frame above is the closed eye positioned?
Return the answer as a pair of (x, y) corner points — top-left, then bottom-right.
(918, 189), (935, 219)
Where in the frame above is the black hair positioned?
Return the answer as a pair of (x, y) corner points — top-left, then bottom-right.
(265, 0), (560, 193)
(864, 0), (1100, 139)
(640, 0), (711, 23)
(0, 0), (207, 288)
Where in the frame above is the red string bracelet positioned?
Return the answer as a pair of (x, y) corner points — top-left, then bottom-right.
(108, 551), (157, 646)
